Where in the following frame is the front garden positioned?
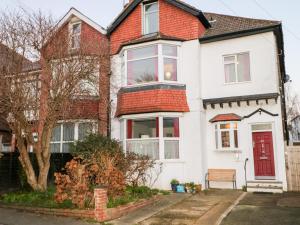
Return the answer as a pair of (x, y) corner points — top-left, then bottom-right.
(0, 134), (169, 222)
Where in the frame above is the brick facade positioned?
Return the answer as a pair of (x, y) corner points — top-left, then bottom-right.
(110, 0), (207, 55)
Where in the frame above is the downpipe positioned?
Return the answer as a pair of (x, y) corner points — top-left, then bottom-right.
(244, 158), (249, 191)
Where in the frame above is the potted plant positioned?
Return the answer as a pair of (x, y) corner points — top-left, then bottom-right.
(185, 182), (196, 193)
(170, 179), (179, 192)
(195, 184), (202, 193)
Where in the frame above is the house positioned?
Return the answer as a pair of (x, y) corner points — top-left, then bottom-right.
(0, 8), (110, 154)
(109, 0), (288, 192)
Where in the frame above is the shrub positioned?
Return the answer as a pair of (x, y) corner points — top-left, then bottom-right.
(54, 134), (156, 208)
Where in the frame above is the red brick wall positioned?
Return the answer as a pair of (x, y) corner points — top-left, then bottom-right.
(116, 89), (190, 117)
(110, 0), (207, 54)
(110, 4), (142, 55)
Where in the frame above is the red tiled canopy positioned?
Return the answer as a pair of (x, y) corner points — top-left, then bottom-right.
(115, 84), (190, 117)
(209, 113), (242, 123)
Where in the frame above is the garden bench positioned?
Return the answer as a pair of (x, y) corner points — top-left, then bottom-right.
(205, 169), (237, 189)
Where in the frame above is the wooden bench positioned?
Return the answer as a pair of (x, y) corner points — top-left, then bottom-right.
(205, 169), (237, 189)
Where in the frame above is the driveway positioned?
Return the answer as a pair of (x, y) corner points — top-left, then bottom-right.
(221, 192), (300, 225)
(113, 189), (242, 225)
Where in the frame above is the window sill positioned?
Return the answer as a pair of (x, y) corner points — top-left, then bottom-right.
(157, 159), (185, 164)
(214, 149), (242, 153)
(122, 81), (185, 89)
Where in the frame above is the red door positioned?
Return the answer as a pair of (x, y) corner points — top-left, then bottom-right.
(252, 132), (275, 178)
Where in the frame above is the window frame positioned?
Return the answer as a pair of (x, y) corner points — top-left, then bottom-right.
(122, 114), (181, 160)
(124, 43), (180, 86)
(70, 22), (82, 50)
(143, 1), (159, 35)
(223, 52), (251, 84)
(215, 122), (239, 150)
(50, 120), (97, 153)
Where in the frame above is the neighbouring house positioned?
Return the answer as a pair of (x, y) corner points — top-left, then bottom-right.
(290, 115), (300, 143)
(0, 8), (110, 188)
(109, 0), (288, 192)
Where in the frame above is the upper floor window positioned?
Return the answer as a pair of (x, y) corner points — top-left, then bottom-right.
(143, 2), (159, 35)
(224, 52), (250, 83)
(215, 122), (238, 150)
(126, 44), (178, 85)
(70, 23), (81, 49)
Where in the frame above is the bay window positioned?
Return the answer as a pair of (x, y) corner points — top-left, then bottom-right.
(126, 44), (178, 85)
(50, 121), (97, 153)
(215, 122), (239, 150)
(224, 52), (250, 83)
(125, 117), (180, 160)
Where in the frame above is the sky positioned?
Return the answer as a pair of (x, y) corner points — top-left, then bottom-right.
(0, 0), (299, 95)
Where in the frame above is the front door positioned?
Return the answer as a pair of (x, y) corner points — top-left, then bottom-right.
(252, 131), (275, 179)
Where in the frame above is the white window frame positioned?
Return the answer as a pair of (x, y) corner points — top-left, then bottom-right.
(124, 43), (180, 86)
(223, 52), (251, 84)
(70, 22), (81, 50)
(143, 1), (159, 35)
(121, 113), (182, 161)
(215, 122), (239, 150)
(50, 120), (98, 153)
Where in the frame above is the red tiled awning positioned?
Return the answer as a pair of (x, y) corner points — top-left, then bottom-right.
(115, 84), (190, 117)
(209, 113), (242, 123)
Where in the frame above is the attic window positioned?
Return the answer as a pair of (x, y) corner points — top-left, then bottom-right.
(143, 2), (159, 35)
(70, 22), (81, 49)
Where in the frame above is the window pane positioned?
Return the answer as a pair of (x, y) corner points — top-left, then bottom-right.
(128, 118), (158, 139)
(51, 125), (61, 142)
(225, 63), (236, 83)
(62, 143), (71, 153)
(164, 58), (177, 81)
(127, 57), (158, 84)
(78, 123), (93, 140)
(221, 131), (230, 148)
(163, 45), (177, 57)
(251, 124), (272, 131)
(50, 143), (61, 153)
(215, 127), (218, 149)
(145, 3), (158, 13)
(145, 12), (158, 34)
(63, 123), (74, 141)
(72, 24), (81, 34)
(237, 53), (250, 82)
(234, 130), (238, 148)
(126, 139), (159, 159)
(220, 123), (230, 129)
(127, 45), (158, 60)
(164, 140), (179, 159)
(163, 118), (179, 137)
(224, 56), (235, 64)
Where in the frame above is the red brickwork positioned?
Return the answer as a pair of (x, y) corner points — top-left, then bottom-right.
(94, 188), (108, 222)
(110, 0), (207, 54)
(116, 89), (190, 117)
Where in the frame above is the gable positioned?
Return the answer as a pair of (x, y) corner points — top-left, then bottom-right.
(109, 0), (209, 55)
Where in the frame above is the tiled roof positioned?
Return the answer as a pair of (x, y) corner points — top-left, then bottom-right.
(115, 84), (190, 117)
(209, 113), (242, 123)
(202, 12), (281, 39)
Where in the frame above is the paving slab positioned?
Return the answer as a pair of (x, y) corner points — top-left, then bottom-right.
(221, 192), (300, 225)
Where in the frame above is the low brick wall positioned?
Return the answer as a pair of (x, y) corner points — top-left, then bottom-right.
(0, 188), (161, 222)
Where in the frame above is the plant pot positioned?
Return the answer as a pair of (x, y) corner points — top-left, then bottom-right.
(195, 184), (202, 193)
(176, 184), (185, 193)
(171, 184), (178, 192)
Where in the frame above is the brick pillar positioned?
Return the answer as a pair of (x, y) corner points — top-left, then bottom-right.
(94, 188), (108, 222)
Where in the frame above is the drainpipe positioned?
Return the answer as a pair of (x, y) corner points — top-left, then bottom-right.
(244, 158), (249, 191)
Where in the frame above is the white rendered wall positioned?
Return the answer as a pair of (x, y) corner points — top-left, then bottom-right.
(201, 32), (279, 99)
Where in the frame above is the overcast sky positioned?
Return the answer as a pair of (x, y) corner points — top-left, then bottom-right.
(1, 0), (299, 95)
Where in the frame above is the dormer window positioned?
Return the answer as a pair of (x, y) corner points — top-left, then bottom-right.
(70, 22), (81, 49)
(143, 2), (159, 35)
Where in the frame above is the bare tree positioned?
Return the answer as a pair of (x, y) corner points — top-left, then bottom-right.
(285, 82), (300, 125)
(0, 9), (110, 191)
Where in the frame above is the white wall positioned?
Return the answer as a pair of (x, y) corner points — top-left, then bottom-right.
(204, 100), (287, 190)
(201, 32), (279, 99)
